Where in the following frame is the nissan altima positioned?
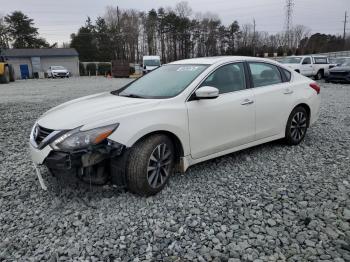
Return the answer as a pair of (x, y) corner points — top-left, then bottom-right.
(30, 56), (321, 196)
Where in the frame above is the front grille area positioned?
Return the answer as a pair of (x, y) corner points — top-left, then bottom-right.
(56, 73), (67, 77)
(35, 125), (54, 145)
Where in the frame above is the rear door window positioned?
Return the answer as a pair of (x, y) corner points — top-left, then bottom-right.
(248, 63), (283, 87)
(281, 68), (292, 82)
(314, 57), (328, 64)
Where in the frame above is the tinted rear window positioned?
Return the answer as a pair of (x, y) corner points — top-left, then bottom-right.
(314, 57), (328, 64)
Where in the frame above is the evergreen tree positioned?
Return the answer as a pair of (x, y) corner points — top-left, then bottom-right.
(5, 11), (49, 48)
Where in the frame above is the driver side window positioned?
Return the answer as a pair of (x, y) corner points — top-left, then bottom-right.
(200, 63), (246, 94)
(302, 58), (311, 64)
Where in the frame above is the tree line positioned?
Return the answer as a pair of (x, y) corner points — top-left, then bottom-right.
(1, 3), (350, 62)
(70, 2), (350, 63)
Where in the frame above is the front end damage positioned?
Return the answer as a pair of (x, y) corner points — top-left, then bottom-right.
(29, 124), (128, 189)
(44, 141), (126, 185)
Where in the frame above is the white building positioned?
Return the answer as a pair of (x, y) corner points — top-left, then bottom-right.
(3, 48), (79, 79)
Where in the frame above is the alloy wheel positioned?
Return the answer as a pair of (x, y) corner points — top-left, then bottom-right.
(290, 112), (307, 141)
(147, 143), (172, 188)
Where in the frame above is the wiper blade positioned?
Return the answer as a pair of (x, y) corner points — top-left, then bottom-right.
(120, 93), (145, 98)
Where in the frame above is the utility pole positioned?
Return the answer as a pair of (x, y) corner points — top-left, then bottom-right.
(285, 0), (294, 49)
(343, 11), (348, 40)
(252, 19), (256, 56)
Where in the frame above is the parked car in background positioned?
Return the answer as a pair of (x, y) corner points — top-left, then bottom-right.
(281, 55), (330, 80)
(142, 56), (161, 74)
(326, 57), (350, 83)
(47, 66), (70, 78)
(30, 56), (320, 196)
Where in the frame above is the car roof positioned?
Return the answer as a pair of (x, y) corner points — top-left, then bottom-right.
(143, 56), (160, 59)
(169, 56), (278, 65)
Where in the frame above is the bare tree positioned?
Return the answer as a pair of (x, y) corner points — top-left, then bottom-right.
(175, 1), (192, 18)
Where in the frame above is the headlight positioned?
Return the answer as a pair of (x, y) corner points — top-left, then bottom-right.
(51, 124), (119, 150)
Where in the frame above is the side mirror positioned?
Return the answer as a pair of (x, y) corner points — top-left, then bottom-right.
(195, 86), (219, 99)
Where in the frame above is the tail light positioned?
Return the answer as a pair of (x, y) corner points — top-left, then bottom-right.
(309, 82), (320, 94)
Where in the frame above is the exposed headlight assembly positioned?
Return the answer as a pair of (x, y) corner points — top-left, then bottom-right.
(51, 124), (119, 151)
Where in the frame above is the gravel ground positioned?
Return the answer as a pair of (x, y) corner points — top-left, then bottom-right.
(0, 77), (349, 261)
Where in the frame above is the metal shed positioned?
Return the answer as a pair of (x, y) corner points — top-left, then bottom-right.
(2, 48), (79, 79)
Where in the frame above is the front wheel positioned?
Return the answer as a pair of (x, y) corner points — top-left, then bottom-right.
(126, 135), (175, 196)
(285, 106), (309, 145)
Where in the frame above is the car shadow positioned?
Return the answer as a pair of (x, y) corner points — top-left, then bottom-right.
(39, 138), (290, 206)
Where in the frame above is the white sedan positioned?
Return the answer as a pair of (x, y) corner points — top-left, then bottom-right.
(47, 66), (70, 78)
(30, 57), (321, 195)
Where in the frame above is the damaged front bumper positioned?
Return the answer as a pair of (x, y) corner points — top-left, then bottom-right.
(29, 140), (126, 189)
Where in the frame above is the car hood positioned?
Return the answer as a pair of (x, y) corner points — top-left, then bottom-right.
(329, 66), (350, 72)
(37, 92), (161, 130)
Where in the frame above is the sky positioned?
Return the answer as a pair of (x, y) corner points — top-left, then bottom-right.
(1, 0), (349, 45)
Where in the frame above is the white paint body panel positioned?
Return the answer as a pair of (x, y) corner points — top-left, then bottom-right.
(30, 56), (321, 170)
(187, 89), (255, 159)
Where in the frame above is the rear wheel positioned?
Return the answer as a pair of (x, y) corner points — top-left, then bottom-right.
(126, 135), (175, 196)
(9, 65), (15, 82)
(315, 70), (323, 80)
(0, 66), (10, 83)
(285, 106), (309, 145)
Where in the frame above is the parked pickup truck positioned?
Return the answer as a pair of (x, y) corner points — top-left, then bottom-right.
(280, 55), (330, 80)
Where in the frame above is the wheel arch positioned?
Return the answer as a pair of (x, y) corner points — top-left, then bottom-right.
(132, 130), (185, 161)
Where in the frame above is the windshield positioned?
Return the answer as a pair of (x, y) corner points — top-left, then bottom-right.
(116, 64), (208, 98)
(280, 57), (302, 64)
(51, 66), (65, 70)
(144, 59), (161, 67)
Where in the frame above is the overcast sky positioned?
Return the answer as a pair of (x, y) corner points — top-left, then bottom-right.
(1, 0), (349, 45)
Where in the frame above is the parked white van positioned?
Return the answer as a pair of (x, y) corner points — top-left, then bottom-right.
(143, 56), (161, 74)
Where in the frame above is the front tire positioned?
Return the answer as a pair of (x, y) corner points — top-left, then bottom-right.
(285, 106), (309, 145)
(126, 135), (175, 196)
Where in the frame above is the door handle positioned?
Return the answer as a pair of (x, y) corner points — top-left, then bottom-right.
(241, 99), (254, 105)
(284, 89), (294, 95)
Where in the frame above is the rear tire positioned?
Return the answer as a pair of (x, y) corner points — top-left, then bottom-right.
(126, 135), (175, 196)
(285, 106), (309, 145)
(9, 65), (15, 82)
(0, 66), (10, 83)
(315, 70), (323, 80)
